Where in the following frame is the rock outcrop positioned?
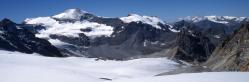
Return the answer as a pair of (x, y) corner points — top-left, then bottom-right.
(205, 22), (249, 71)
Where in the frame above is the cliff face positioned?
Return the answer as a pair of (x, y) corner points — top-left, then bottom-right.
(205, 22), (249, 71)
(172, 29), (215, 63)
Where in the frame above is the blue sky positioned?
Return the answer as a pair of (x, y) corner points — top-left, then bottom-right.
(1, 0), (249, 23)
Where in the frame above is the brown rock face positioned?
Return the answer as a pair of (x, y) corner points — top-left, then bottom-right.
(205, 22), (249, 71)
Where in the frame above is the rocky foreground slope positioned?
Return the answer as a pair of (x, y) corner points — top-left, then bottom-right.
(205, 22), (249, 71)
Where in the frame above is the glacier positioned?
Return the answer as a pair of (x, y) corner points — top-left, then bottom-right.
(0, 50), (249, 82)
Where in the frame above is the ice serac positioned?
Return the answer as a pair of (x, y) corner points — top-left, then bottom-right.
(205, 22), (249, 71)
(0, 18), (64, 57)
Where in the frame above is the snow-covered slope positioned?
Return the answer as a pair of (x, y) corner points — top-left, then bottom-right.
(114, 72), (249, 82)
(0, 50), (179, 82)
(181, 16), (247, 24)
(25, 12), (114, 38)
(120, 14), (165, 29)
(0, 50), (248, 82)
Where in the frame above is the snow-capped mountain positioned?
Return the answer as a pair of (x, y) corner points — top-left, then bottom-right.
(24, 9), (180, 59)
(120, 14), (165, 29)
(23, 8), (245, 63)
(25, 9), (171, 39)
(52, 8), (88, 20)
(20, 8), (249, 64)
(181, 16), (248, 24)
(25, 9), (114, 38)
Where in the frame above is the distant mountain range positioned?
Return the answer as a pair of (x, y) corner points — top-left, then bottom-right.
(1, 8), (249, 71)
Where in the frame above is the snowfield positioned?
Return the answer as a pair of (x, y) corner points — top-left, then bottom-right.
(0, 50), (249, 82)
(114, 72), (249, 82)
(25, 17), (114, 38)
(0, 50), (179, 82)
(25, 9), (114, 38)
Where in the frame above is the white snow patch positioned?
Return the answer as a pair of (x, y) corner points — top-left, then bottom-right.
(167, 24), (180, 32)
(214, 35), (221, 39)
(169, 28), (180, 32)
(151, 41), (159, 45)
(48, 39), (71, 46)
(120, 14), (165, 29)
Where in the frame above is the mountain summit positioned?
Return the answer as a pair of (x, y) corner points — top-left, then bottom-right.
(52, 8), (89, 20)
